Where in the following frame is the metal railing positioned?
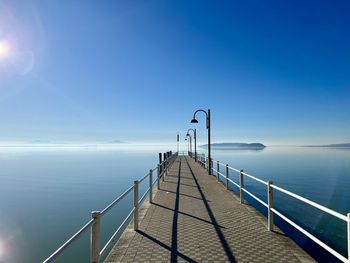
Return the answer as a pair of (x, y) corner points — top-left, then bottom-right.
(43, 151), (178, 263)
(193, 154), (350, 263)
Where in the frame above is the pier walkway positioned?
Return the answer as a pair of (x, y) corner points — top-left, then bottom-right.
(105, 156), (314, 263)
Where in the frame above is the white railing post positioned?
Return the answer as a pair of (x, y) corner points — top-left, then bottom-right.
(347, 213), (350, 262)
(157, 164), (160, 190)
(149, 169), (153, 203)
(163, 161), (166, 181)
(216, 160), (219, 181)
(163, 153), (166, 179)
(268, 180), (274, 231)
(159, 152), (162, 175)
(91, 211), (101, 263)
(240, 170), (244, 204)
(225, 164), (229, 190)
(133, 180), (139, 230)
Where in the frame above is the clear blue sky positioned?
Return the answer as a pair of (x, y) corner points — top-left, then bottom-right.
(0, 0), (349, 145)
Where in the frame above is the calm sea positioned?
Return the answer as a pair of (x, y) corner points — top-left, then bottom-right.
(213, 146), (350, 263)
(0, 146), (349, 262)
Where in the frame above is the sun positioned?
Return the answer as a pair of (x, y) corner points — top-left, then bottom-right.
(0, 40), (11, 59)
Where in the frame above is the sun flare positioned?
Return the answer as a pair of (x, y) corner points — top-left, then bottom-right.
(0, 41), (11, 59)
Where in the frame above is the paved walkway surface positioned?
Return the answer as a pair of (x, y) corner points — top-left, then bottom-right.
(105, 156), (314, 263)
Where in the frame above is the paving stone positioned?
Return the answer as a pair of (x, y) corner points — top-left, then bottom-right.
(105, 157), (315, 263)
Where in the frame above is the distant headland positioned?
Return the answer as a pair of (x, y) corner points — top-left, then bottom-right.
(108, 140), (127, 144)
(201, 143), (266, 150)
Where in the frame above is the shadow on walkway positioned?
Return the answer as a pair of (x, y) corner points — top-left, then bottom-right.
(136, 230), (197, 263)
(134, 157), (235, 263)
(152, 202), (225, 228)
(170, 156), (181, 262)
(162, 180), (198, 188)
(158, 188), (209, 201)
(184, 157), (237, 263)
(166, 174), (192, 180)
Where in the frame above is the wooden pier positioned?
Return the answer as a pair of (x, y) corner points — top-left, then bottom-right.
(105, 156), (314, 263)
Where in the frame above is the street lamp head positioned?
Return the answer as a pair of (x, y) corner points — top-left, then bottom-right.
(185, 138), (187, 141)
(191, 118), (198, 124)
(186, 133), (190, 136)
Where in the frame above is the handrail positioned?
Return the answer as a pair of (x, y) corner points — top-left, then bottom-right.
(241, 171), (268, 185)
(43, 218), (95, 263)
(219, 160), (267, 185)
(44, 152), (348, 262)
(216, 158), (346, 219)
(241, 187), (268, 208)
(227, 166), (241, 173)
(227, 177), (240, 188)
(271, 184), (347, 222)
(99, 207), (135, 256)
(271, 208), (348, 263)
(218, 171), (225, 178)
(194, 154), (349, 262)
(101, 185), (134, 216)
(43, 151), (178, 263)
(138, 188), (150, 205)
(139, 172), (151, 183)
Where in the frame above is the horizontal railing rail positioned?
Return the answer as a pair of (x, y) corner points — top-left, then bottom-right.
(99, 208), (135, 256)
(43, 218), (95, 263)
(43, 151), (178, 263)
(100, 185), (134, 216)
(193, 153), (350, 263)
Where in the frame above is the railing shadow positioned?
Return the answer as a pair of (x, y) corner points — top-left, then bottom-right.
(184, 157), (237, 263)
(163, 180), (198, 188)
(158, 188), (209, 202)
(152, 202), (225, 228)
(136, 156), (234, 262)
(137, 157), (194, 263)
(170, 156), (181, 262)
(166, 174), (192, 180)
(136, 230), (197, 263)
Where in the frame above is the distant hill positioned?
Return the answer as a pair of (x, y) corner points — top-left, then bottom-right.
(109, 140), (126, 144)
(30, 139), (53, 144)
(305, 143), (350, 148)
(201, 143), (266, 149)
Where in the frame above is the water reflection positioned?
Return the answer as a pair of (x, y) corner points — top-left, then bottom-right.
(210, 146), (350, 262)
(0, 146), (349, 262)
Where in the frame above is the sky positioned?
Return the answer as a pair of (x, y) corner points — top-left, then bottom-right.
(0, 0), (349, 146)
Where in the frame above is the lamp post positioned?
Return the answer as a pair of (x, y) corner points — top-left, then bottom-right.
(177, 133), (179, 153)
(191, 109), (211, 175)
(186, 128), (197, 161)
(189, 135), (192, 154)
(185, 138), (190, 153)
(185, 136), (192, 155)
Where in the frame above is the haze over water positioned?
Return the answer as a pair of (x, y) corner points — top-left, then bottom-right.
(0, 1), (350, 262)
(0, 145), (349, 262)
